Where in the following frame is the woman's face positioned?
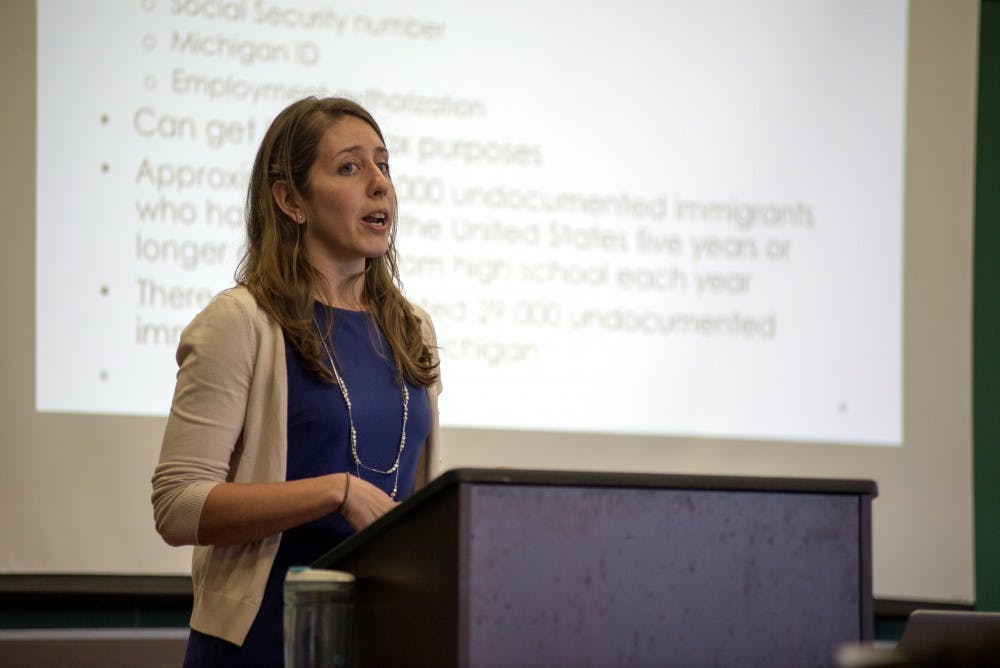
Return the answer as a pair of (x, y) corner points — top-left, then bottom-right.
(298, 115), (395, 276)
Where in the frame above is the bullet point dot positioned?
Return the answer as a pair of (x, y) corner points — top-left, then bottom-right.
(100, 114), (109, 125)
(144, 75), (157, 91)
(143, 34), (157, 50)
(101, 163), (110, 173)
(99, 370), (109, 381)
(100, 285), (110, 296)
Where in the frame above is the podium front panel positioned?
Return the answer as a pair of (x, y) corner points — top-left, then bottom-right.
(459, 484), (863, 667)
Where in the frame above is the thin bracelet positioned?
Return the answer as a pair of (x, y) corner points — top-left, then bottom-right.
(334, 472), (350, 515)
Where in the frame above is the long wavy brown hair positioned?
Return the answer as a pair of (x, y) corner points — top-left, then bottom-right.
(236, 97), (438, 388)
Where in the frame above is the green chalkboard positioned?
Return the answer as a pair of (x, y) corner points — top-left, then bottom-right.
(976, 0), (1000, 612)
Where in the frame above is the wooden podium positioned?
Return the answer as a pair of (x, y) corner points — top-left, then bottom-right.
(314, 468), (876, 667)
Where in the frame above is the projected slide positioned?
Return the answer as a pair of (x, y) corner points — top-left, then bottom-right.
(36, 0), (906, 444)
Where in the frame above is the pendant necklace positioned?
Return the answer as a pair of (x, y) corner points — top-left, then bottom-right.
(315, 316), (408, 499)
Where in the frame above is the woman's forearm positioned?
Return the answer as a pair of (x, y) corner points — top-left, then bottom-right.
(196, 473), (348, 546)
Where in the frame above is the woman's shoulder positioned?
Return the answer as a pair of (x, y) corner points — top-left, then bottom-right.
(409, 302), (437, 346)
(212, 285), (258, 312)
(197, 286), (269, 325)
(409, 301), (432, 322)
(181, 286), (278, 347)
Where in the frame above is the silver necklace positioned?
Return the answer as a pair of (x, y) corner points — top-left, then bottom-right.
(315, 316), (409, 499)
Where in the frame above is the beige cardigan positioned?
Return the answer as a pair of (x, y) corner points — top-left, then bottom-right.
(151, 286), (441, 646)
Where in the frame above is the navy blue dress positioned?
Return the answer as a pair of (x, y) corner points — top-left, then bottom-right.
(183, 304), (431, 667)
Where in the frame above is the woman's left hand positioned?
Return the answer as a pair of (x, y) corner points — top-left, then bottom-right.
(338, 474), (398, 530)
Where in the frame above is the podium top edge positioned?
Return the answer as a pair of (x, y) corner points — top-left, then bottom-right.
(433, 467), (878, 497)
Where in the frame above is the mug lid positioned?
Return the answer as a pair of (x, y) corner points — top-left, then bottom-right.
(285, 567), (355, 583)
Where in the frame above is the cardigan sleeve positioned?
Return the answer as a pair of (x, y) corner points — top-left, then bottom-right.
(151, 291), (257, 546)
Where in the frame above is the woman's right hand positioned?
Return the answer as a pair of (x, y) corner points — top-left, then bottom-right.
(338, 474), (398, 531)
